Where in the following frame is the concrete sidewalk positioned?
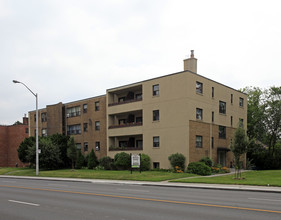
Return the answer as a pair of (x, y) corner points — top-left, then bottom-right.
(1, 175), (281, 193)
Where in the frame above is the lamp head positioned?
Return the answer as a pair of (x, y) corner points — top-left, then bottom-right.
(13, 80), (20, 83)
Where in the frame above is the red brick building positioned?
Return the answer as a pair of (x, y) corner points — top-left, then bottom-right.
(0, 117), (29, 167)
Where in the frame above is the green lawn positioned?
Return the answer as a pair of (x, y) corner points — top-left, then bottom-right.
(0, 167), (196, 182)
(170, 170), (281, 187)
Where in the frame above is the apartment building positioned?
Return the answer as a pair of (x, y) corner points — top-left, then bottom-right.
(29, 95), (106, 159)
(0, 117), (29, 167)
(107, 51), (247, 169)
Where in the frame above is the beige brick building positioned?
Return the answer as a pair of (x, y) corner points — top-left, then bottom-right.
(29, 96), (107, 159)
(107, 51), (247, 169)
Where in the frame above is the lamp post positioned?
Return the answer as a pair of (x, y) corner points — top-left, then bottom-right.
(13, 80), (39, 176)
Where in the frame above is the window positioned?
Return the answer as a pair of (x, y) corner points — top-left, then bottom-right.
(153, 110), (159, 121)
(153, 162), (160, 169)
(83, 104), (87, 113)
(153, 84), (159, 96)
(239, 118), (244, 125)
(219, 126), (226, 139)
(76, 143), (81, 150)
(136, 140), (143, 148)
(84, 142), (88, 152)
(34, 114), (36, 122)
(136, 93), (142, 100)
(212, 111), (214, 123)
(41, 128), (47, 137)
(196, 108), (203, 120)
(66, 106), (81, 118)
(196, 135), (202, 148)
(83, 123), (88, 132)
(153, 136), (160, 147)
(95, 121), (100, 130)
(219, 101), (226, 114)
(231, 94), (233, 104)
(136, 117), (143, 123)
(196, 81), (203, 94)
(211, 137), (214, 149)
(231, 116), (233, 127)
(212, 87), (214, 98)
(95, 101), (100, 111)
(67, 124), (81, 135)
(119, 141), (128, 148)
(95, 142), (100, 151)
(239, 97), (244, 107)
(41, 112), (47, 122)
(25, 128), (29, 134)
(118, 97), (125, 103)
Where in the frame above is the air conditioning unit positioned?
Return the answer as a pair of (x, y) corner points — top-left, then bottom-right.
(66, 113), (70, 118)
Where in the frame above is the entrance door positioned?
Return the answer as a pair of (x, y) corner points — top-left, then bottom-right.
(218, 150), (226, 167)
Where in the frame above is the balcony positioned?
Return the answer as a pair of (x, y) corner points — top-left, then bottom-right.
(109, 122), (142, 129)
(108, 135), (143, 151)
(108, 97), (142, 107)
(109, 146), (143, 151)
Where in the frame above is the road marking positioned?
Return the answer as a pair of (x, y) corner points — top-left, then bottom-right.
(116, 188), (150, 192)
(248, 198), (281, 202)
(8, 200), (40, 206)
(1, 185), (281, 214)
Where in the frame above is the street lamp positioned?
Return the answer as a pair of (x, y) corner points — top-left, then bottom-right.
(13, 80), (39, 176)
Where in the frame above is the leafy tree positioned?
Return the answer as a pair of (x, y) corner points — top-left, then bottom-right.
(88, 149), (98, 169)
(99, 156), (113, 170)
(18, 136), (35, 163)
(168, 153), (186, 171)
(199, 157), (213, 167)
(67, 137), (77, 170)
(231, 122), (249, 179)
(50, 134), (71, 168)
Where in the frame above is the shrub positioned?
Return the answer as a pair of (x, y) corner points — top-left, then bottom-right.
(75, 150), (84, 169)
(88, 149), (98, 169)
(99, 156), (113, 170)
(114, 152), (130, 170)
(187, 162), (211, 176)
(141, 154), (151, 171)
(199, 157), (213, 167)
(168, 153), (186, 171)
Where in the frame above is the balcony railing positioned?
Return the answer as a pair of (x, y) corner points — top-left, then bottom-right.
(108, 98), (142, 107)
(109, 146), (143, 151)
(108, 122), (142, 129)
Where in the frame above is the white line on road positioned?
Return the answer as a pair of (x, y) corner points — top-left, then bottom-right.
(8, 200), (40, 206)
(248, 198), (281, 202)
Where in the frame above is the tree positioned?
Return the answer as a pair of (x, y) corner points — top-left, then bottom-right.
(18, 136), (35, 163)
(75, 150), (85, 169)
(50, 134), (71, 168)
(67, 137), (77, 170)
(114, 152), (130, 170)
(231, 122), (249, 179)
(88, 149), (98, 169)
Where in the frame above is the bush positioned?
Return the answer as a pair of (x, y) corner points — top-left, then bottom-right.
(114, 152), (130, 170)
(168, 153), (186, 171)
(99, 156), (113, 170)
(199, 157), (213, 167)
(141, 154), (151, 171)
(187, 162), (211, 176)
(75, 150), (84, 169)
(88, 149), (98, 169)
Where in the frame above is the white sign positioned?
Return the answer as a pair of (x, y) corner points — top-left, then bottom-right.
(131, 154), (140, 168)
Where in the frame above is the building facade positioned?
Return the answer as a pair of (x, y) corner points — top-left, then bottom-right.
(29, 95), (107, 159)
(0, 117), (29, 167)
(106, 51), (247, 169)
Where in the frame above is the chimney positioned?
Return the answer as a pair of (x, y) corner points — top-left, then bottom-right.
(23, 114), (29, 125)
(183, 50), (197, 73)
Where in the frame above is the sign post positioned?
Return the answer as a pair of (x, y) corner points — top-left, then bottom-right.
(131, 154), (141, 174)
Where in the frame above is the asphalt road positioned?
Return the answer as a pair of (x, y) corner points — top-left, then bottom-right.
(0, 177), (281, 220)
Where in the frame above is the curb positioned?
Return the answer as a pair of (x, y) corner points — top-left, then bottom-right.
(1, 175), (281, 193)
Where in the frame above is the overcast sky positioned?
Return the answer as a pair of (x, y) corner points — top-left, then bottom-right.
(1, 0), (280, 125)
